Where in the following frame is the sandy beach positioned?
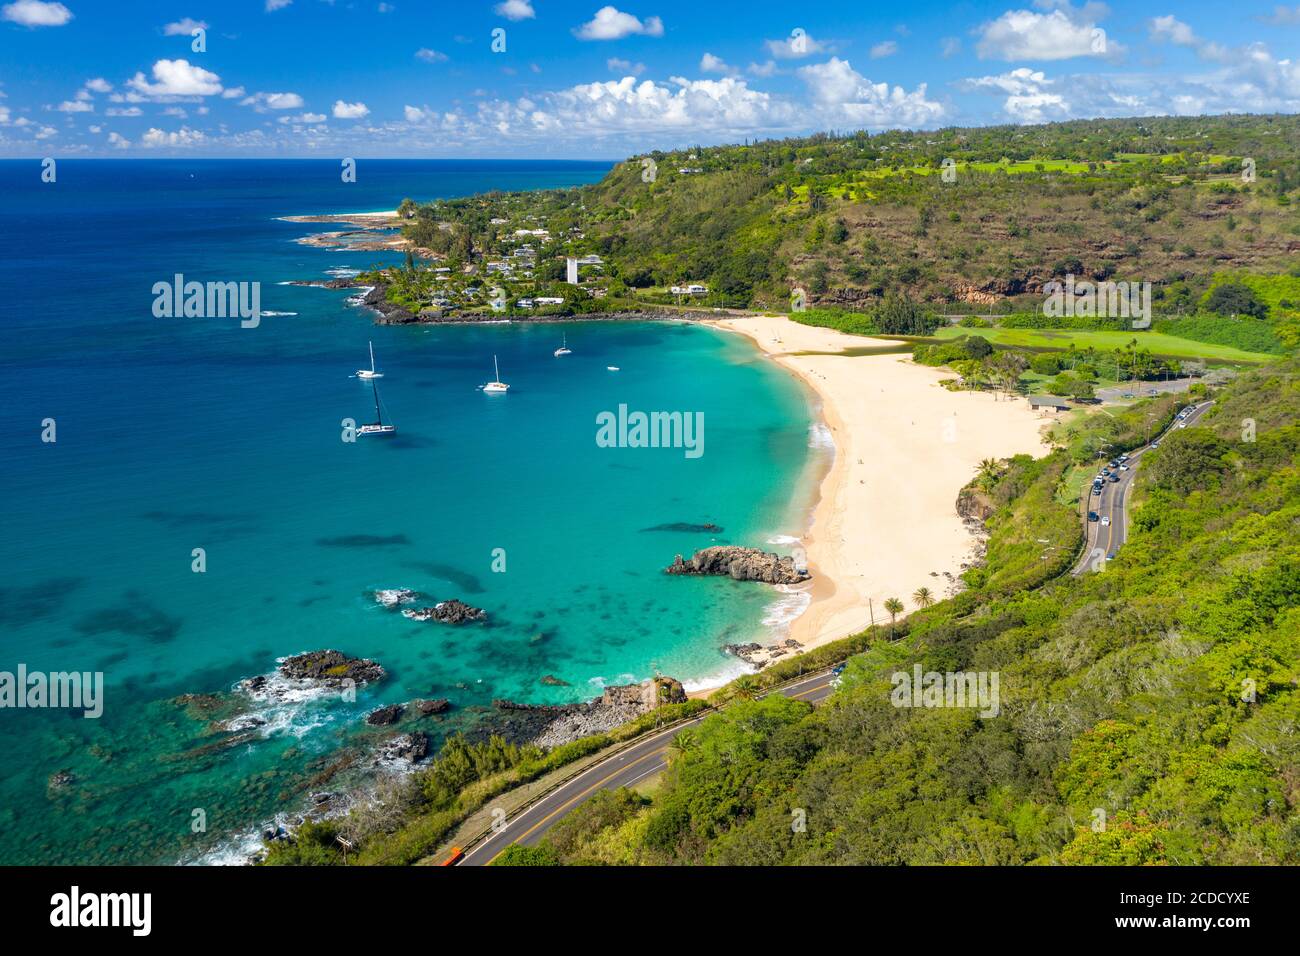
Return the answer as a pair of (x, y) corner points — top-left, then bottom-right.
(708, 314), (1053, 654)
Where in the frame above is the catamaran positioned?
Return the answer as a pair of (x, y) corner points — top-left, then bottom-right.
(481, 354), (509, 394)
(357, 376), (396, 436)
(356, 341), (383, 379)
(554, 333), (572, 357)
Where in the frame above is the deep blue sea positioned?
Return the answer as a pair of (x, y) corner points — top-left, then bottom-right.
(0, 160), (821, 864)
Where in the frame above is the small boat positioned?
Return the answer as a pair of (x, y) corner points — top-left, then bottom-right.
(554, 333), (572, 357)
(356, 341), (384, 379)
(358, 376), (396, 436)
(607, 366), (620, 371)
(482, 354), (509, 394)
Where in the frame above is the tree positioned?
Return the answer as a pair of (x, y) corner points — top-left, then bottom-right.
(883, 597), (905, 635)
(1204, 282), (1268, 319)
(912, 587), (935, 609)
(732, 674), (761, 701)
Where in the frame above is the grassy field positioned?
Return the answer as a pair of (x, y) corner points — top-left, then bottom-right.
(929, 324), (1274, 362)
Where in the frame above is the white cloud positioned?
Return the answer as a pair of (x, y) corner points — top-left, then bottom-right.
(35, 124), (57, 138)
(764, 31), (828, 59)
(140, 126), (207, 148)
(607, 57), (646, 75)
(494, 0), (535, 20)
(332, 99), (370, 119)
(975, 4), (1119, 61)
(1261, 5), (1300, 25)
(221, 86), (246, 100)
(266, 0), (292, 11)
(960, 68), (1069, 122)
(106, 106), (143, 116)
(55, 99), (93, 112)
(1147, 15), (1231, 63)
(128, 59), (223, 98)
(84, 77), (113, 94)
(575, 6), (664, 41)
(415, 48), (448, 63)
(241, 91), (305, 110)
(700, 53), (736, 75)
(940, 37), (961, 58)
(797, 57), (946, 128)
(107, 131), (129, 149)
(2, 1), (73, 27)
(162, 106), (188, 117)
(870, 40), (898, 59)
(163, 17), (208, 36)
(747, 60), (777, 77)
(88, 123), (100, 132)
(280, 111), (326, 124)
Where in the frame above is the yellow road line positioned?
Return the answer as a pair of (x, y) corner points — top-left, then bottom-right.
(483, 746), (669, 865)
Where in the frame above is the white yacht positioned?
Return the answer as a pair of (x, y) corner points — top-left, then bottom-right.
(356, 341), (384, 379)
(482, 354), (509, 394)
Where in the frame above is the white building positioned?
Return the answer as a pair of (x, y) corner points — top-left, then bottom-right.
(535, 296), (565, 306)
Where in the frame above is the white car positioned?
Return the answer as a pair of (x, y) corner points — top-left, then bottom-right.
(1178, 422), (1186, 428)
(1120, 463), (1129, 471)
(1100, 516), (1111, 527)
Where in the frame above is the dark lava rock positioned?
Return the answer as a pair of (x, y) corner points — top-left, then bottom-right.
(377, 731), (429, 764)
(279, 650), (385, 686)
(366, 703), (405, 726)
(401, 599), (486, 624)
(415, 698), (451, 716)
(641, 522), (724, 533)
(665, 546), (810, 585)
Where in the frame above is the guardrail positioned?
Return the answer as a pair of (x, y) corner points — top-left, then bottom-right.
(450, 665), (838, 864)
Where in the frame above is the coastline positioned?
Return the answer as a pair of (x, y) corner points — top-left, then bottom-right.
(705, 314), (1054, 657)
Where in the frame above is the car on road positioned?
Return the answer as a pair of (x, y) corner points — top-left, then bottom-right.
(1109, 473), (1120, 483)
(1178, 422), (1186, 428)
(1088, 511), (1099, 522)
(1100, 516), (1111, 526)
(831, 663), (846, 677)
(1150, 440), (1160, 448)
(1092, 484), (1102, 495)
(1120, 463), (1129, 471)
(1108, 460), (1119, 469)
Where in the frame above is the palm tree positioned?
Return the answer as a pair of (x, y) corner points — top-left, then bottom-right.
(732, 674), (761, 701)
(976, 458), (1001, 490)
(912, 587), (935, 609)
(883, 597), (905, 636)
(669, 729), (698, 758)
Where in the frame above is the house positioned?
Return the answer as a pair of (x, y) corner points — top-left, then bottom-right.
(535, 296), (565, 305)
(1028, 396), (1072, 414)
(517, 298), (535, 309)
(576, 254), (603, 266)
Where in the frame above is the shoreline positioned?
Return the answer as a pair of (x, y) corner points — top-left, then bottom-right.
(704, 314), (1054, 658)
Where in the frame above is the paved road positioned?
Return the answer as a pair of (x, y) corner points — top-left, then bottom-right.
(455, 669), (837, 865)
(1072, 399), (1213, 574)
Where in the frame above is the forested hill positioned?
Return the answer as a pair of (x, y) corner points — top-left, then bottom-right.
(402, 113), (1300, 320)
(502, 358), (1300, 865)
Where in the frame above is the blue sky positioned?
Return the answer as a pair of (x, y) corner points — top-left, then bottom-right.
(1, 0), (1298, 157)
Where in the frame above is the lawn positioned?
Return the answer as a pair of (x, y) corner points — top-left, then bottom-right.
(930, 325), (1274, 363)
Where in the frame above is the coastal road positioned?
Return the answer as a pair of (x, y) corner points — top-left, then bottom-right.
(1071, 399), (1213, 574)
(454, 669), (837, 866)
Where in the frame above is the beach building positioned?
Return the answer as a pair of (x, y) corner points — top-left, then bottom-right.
(1028, 396), (1072, 414)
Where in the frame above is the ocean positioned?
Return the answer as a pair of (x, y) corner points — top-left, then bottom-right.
(0, 159), (823, 864)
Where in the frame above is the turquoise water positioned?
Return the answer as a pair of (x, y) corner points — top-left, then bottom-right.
(0, 161), (819, 864)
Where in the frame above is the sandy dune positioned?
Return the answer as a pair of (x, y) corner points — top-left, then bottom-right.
(708, 314), (1054, 652)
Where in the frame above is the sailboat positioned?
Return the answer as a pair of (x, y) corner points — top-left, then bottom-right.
(357, 376), (397, 435)
(553, 333), (572, 357)
(356, 341), (384, 379)
(481, 354), (509, 394)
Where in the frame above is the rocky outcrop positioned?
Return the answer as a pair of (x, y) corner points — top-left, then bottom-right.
(373, 588), (420, 608)
(414, 698), (451, 716)
(956, 487), (997, 522)
(640, 522), (723, 534)
(366, 704), (405, 726)
(724, 638), (802, 667)
(375, 731), (429, 764)
(494, 676), (688, 749)
(401, 599), (486, 624)
(278, 650), (386, 687)
(540, 674), (571, 687)
(665, 546), (810, 585)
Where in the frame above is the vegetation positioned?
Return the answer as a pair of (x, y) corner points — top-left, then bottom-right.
(498, 358), (1300, 865)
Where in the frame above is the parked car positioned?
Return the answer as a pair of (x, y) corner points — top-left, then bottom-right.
(1109, 474), (1120, 483)
(1088, 511), (1099, 522)
(1101, 516), (1111, 526)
